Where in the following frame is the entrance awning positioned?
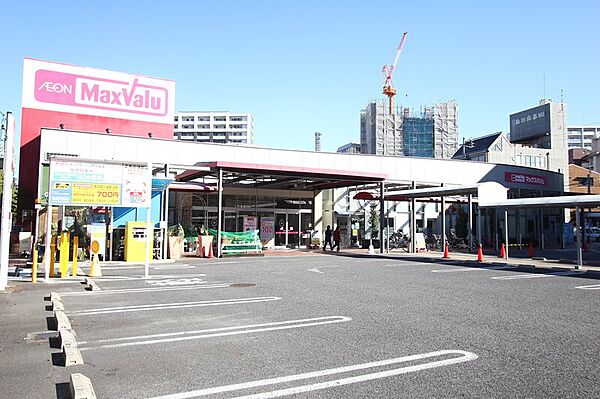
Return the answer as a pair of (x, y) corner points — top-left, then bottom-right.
(176, 161), (387, 191)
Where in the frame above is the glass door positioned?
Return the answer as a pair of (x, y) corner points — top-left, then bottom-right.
(287, 213), (300, 247)
(275, 213), (287, 246)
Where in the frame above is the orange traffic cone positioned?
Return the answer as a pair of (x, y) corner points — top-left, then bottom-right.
(443, 242), (450, 258)
(499, 243), (505, 258)
(528, 242), (534, 257)
(205, 243), (215, 258)
(477, 244), (484, 263)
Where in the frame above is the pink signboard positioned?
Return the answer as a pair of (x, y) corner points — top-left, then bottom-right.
(504, 172), (547, 186)
(22, 58), (175, 124)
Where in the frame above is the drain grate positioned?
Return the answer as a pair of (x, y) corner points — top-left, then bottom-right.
(229, 283), (256, 288)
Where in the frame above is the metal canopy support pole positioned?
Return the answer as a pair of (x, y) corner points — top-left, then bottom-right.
(441, 196), (446, 253)
(477, 206), (482, 250)
(576, 206), (582, 269)
(379, 181), (385, 254)
(504, 208), (509, 260)
(468, 194), (473, 252)
(163, 164), (170, 260)
(217, 168), (223, 258)
(540, 208), (545, 250)
(144, 161), (152, 278)
(411, 181), (416, 253)
(44, 205), (52, 282)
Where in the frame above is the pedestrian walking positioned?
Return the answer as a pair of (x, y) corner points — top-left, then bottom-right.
(323, 225), (333, 250)
(333, 226), (341, 252)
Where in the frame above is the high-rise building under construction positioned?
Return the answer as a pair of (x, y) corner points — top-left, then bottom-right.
(360, 100), (458, 159)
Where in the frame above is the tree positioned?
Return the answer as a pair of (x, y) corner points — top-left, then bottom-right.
(0, 169), (18, 214)
(368, 202), (379, 238)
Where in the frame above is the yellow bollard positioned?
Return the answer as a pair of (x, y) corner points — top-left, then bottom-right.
(32, 248), (38, 283)
(72, 236), (79, 277)
(60, 231), (69, 278)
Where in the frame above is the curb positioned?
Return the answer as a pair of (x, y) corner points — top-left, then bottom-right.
(70, 373), (97, 399)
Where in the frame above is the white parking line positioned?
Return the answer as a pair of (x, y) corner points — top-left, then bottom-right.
(59, 284), (230, 296)
(78, 316), (351, 350)
(68, 296), (281, 316)
(432, 265), (511, 273)
(146, 349), (477, 399)
(88, 273), (207, 282)
(492, 271), (581, 280)
(575, 283), (600, 290)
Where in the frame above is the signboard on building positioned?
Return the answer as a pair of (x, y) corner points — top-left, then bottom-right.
(509, 103), (551, 142)
(22, 58), (175, 125)
(504, 171), (548, 186)
(48, 158), (151, 207)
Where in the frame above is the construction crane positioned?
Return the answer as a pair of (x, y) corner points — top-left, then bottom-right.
(382, 32), (408, 115)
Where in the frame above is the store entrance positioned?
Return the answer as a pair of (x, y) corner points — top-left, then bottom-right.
(275, 212), (301, 247)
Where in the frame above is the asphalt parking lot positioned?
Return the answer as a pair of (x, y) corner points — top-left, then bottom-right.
(7, 254), (600, 398)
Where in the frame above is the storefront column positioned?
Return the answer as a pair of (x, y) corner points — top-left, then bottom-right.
(217, 168), (223, 258)
(575, 206), (582, 269)
(379, 181), (385, 254)
(504, 208), (509, 260)
(468, 194), (473, 252)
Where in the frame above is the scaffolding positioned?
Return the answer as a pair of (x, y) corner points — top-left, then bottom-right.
(433, 101), (459, 159)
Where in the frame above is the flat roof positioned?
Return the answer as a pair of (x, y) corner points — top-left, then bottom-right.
(480, 194), (600, 209)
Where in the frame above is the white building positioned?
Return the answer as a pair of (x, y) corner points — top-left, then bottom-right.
(567, 126), (600, 150)
(174, 111), (254, 144)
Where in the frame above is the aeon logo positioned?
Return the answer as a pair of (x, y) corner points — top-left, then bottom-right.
(37, 81), (73, 94)
(34, 69), (169, 117)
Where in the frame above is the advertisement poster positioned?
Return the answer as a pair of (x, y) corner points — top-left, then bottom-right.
(243, 216), (258, 232)
(260, 217), (275, 246)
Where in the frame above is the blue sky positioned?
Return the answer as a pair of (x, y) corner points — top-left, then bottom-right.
(1, 0), (599, 153)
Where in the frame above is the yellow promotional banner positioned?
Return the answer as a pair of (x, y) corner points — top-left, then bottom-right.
(71, 183), (121, 205)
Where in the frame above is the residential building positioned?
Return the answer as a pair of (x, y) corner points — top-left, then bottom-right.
(337, 142), (361, 154)
(568, 148), (590, 168)
(359, 100), (458, 159)
(568, 164), (600, 194)
(567, 126), (600, 150)
(174, 111), (254, 144)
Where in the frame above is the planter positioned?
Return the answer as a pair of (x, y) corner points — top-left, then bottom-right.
(168, 236), (184, 259)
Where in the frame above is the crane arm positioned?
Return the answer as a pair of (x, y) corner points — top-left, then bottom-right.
(388, 32), (408, 79)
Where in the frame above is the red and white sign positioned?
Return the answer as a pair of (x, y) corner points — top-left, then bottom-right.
(504, 172), (547, 186)
(22, 58), (174, 124)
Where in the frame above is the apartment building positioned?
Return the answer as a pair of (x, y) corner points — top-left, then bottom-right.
(567, 126), (600, 150)
(174, 112), (254, 144)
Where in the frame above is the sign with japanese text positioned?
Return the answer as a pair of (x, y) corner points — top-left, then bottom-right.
(504, 171), (547, 186)
(509, 103), (551, 142)
(49, 158), (151, 207)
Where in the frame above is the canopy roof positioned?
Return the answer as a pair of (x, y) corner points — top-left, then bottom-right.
(176, 161), (387, 191)
(479, 194), (600, 209)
